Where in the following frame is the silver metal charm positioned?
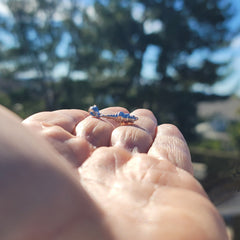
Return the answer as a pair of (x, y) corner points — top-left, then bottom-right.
(88, 105), (138, 124)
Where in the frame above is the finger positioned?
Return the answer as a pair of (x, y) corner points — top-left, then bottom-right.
(23, 109), (88, 134)
(111, 126), (152, 153)
(41, 125), (92, 167)
(75, 117), (114, 148)
(131, 109), (157, 139)
(100, 106), (130, 127)
(75, 107), (129, 148)
(111, 109), (157, 153)
(148, 124), (193, 174)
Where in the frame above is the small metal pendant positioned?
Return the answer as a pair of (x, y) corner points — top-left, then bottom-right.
(88, 105), (138, 124)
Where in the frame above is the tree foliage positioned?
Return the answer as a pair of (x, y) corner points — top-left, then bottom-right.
(0, 0), (236, 140)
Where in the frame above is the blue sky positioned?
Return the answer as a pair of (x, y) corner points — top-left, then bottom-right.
(206, 0), (240, 96)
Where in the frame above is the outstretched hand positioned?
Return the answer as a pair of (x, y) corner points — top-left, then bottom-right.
(0, 105), (228, 240)
(21, 106), (228, 240)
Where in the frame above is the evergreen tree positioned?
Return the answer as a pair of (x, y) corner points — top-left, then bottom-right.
(0, 0), (82, 110)
(0, 0), (236, 139)
(78, 0), (234, 140)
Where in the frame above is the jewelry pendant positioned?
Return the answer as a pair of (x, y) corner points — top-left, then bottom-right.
(88, 105), (138, 124)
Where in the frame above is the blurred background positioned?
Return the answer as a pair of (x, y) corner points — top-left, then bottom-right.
(0, 0), (240, 238)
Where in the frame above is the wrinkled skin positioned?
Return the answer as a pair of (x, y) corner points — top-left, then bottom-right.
(0, 105), (228, 240)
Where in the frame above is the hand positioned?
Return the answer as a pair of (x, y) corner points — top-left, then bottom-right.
(0, 105), (228, 240)
(22, 106), (228, 240)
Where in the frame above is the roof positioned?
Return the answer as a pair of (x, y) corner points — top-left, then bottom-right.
(197, 97), (240, 121)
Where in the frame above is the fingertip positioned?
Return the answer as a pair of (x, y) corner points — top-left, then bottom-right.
(148, 124), (193, 175)
(100, 106), (129, 114)
(157, 124), (186, 142)
(131, 109), (157, 125)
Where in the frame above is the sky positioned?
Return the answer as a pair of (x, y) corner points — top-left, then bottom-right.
(0, 0), (240, 96)
(194, 0), (240, 96)
(141, 0), (240, 96)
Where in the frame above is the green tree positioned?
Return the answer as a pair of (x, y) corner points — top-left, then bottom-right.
(0, 0), (236, 139)
(0, 0), (84, 110)
(78, 0), (234, 140)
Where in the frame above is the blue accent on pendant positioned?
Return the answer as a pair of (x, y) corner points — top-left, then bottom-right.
(88, 105), (138, 123)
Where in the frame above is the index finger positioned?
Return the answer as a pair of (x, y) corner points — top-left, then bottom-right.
(111, 109), (157, 153)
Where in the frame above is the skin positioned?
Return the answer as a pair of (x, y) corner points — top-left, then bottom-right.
(0, 105), (228, 240)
